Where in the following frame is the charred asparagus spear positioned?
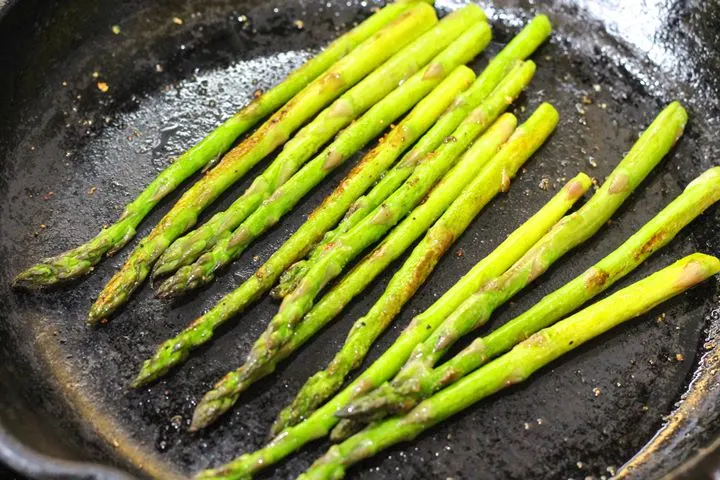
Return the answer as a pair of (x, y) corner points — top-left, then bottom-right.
(85, 3), (439, 323)
(154, 20), (493, 297)
(134, 53), (477, 388)
(270, 111), (579, 435)
(12, 1), (423, 288)
(294, 254), (720, 480)
(340, 165), (720, 422)
(273, 14), (552, 299)
(338, 101), (688, 422)
(186, 162), (601, 478)
(133, 14), (551, 388)
(189, 65), (539, 430)
(151, 5), (488, 279)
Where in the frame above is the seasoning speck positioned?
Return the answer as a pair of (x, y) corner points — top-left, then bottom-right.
(88, 186), (97, 196)
(675, 353), (685, 361)
(155, 64), (164, 73)
(538, 177), (550, 191)
(97, 81), (110, 93)
(593, 387), (601, 397)
(92, 71), (100, 79)
(294, 19), (305, 29)
(172, 16), (184, 25)
(111, 25), (121, 34)
(170, 415), (183, 429)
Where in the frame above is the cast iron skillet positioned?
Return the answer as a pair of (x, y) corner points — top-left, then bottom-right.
(1, 0), (719, 478)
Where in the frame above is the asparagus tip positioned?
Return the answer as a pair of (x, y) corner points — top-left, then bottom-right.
(85, 314), (103, 327)
(130, 366), (155, 389)
(191, 390), (236, 431)
(12, 264), (54, 289)
(154, 277), (180, 300)
(532, 13), (553, 34)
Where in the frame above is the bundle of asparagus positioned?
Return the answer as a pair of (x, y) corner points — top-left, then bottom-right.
(87, 3), (507, 324)
(189, 71), (545, 430)
(151, 5), (489, 282)
(13, 1), (433, 289)
(11, 1), (425, 288)
(11, 0), (714, 477)
(338, 101), (688, 424)
(189, 106), (539, 430)
(190, 103), (692, 478)
(272, 14), (552, 300)
(338, 165), (720, 430)
(133, 14), (552, 388)
(186, 166), (586, 477)
(268, 107), (585, 436)
(153, 13), (492, 297)
(188, 76), (546, 431)
(294, 254), (720, 480)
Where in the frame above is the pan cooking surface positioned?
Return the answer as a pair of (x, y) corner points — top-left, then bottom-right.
(1, 0), (719, 478)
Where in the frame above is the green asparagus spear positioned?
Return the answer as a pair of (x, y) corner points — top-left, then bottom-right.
(296, 253), (720, 480)
(188, 160), (598, 478)
(343, 165), (720, 421)
(151, 5), (488, 279)
(85, 4), (438, 323)
(189, 65), (539, 430)
(339, 101), (688, 422)
(133, 14), (552, 388)
(270, 113), (580, 435)
(10, 1), (426, 289)
(133, 55), (476, 388)
(273, 14), (553, 299)
(155, 21), (491, 298)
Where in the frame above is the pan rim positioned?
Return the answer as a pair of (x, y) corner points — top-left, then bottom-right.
(0, 0), (719, 478)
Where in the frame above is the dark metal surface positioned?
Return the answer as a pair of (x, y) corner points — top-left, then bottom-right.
(0, 0), (719, 479)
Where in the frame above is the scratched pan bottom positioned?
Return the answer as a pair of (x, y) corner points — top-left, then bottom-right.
(1, 0), (719, 478)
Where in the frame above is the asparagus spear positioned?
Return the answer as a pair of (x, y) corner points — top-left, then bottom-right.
(189, 66), (539, 430)
(133, 14), (551, 388)
(85, 3), (439, 323)
(187, 171), (604, 478)
(151, 5), (488, 279)
(339, 101), (688, 422)
(133, 55), (477, 388)
(155, 20), (491, 298)
(270, 110), (577, 435)
(342, 165), (720, 421)
(273, 14), (553, 299)
(295, 253), (720, 480)
(10, 1), (426, 289)
(193, 112), (519, 431)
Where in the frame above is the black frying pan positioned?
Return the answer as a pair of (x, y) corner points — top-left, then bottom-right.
(1, 0), (719, 478)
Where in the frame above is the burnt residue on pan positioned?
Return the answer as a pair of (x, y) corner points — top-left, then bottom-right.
(0, 0), (719, 478)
